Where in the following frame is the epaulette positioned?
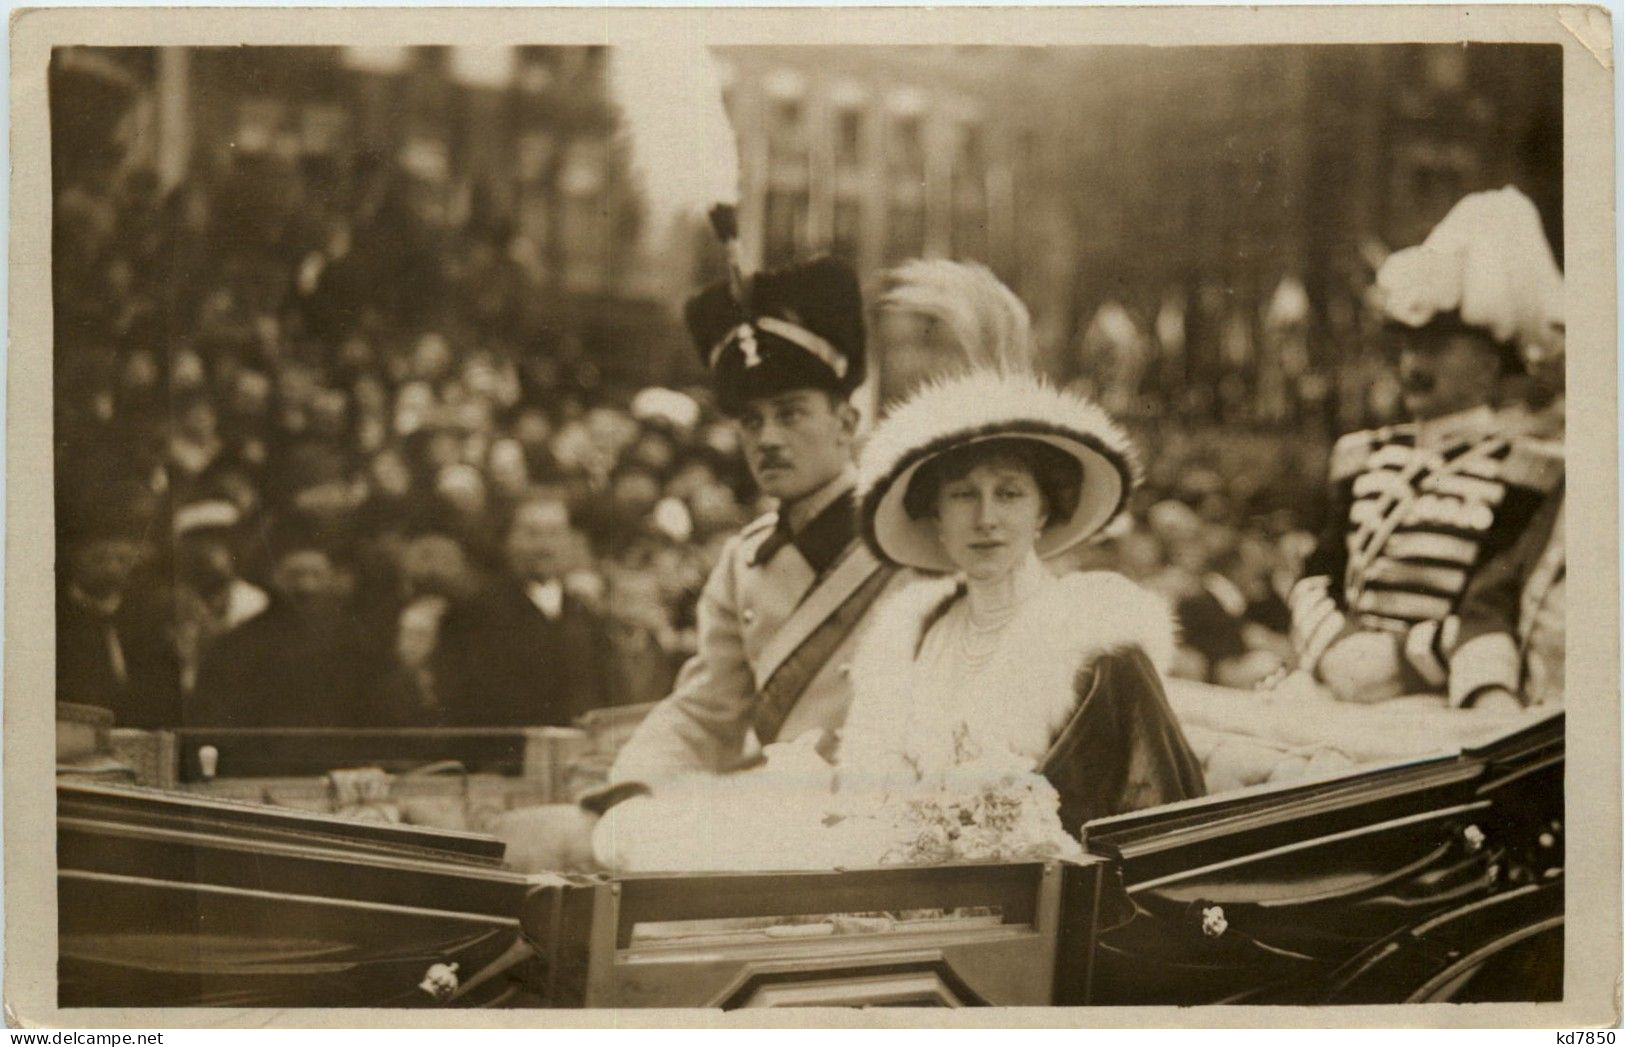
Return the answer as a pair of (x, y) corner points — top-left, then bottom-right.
(1501, 437), (1564, 492)
(1329, 429), (1379, 482)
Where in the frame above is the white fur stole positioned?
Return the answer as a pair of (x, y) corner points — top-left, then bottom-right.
(839, 571), (1177, 776)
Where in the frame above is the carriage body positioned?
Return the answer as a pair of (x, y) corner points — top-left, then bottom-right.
(55, 698), (1562, 1008)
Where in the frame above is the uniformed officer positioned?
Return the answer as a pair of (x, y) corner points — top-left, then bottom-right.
(491, 256), (905, 872)
(1290, 187), (1564, 704)
(604, 255), (910, 786)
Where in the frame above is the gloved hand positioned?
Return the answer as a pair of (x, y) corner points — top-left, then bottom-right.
(592, 734), (841, 873)
(1317, 630), (1406, 704)
(1465, 685), (1523, 715)
(490, 803), (602, 874)
(590, 792), (658, 871)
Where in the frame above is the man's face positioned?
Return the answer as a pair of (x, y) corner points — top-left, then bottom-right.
(1115, 532), (1165, 581)
(506, 500), (575, 582)
(1396, 330), (1500, 421)
(608, 571), (665, 630)
(403, 534), (470, 598)
(272, 550), (337, 615)
(514, 408), (552, 451)
(178, 534), (237, 592)
(736, 390), (855, 502)
(178, 400), (218, 443)
(612, 470), (661, 519)
(231, 371), (271, 421)
(70, 538), (144, 600)
(630, 432), (677, 475)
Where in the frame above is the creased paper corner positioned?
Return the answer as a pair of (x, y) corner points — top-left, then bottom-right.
(1560, 6), (1614, 71)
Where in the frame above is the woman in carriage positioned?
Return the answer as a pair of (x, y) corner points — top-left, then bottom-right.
(591, 261), (1204, 871)
(832, 261), (1205, 846)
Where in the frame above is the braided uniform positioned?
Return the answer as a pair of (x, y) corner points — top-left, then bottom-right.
(1290, 408), (1562, 693)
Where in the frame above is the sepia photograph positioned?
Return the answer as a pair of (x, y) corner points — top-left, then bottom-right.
(7, 5), (1618, 1028)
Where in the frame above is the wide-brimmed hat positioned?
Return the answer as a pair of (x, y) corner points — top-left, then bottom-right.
(857, 369), (1140, 573)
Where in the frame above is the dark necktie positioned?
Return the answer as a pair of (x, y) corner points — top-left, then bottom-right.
(76, 596), (128, 687)
(751, 515), (796, 567)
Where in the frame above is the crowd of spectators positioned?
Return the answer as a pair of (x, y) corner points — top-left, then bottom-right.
(1064, 424), (1323, 690)
(53, 155), (763, 730)
(53, 158), (1330, 733)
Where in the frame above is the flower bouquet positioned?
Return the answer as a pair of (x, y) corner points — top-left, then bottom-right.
(829, 726), (1085, 867)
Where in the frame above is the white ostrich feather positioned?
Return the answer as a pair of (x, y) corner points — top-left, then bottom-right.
(1375, 186), (1562, 349)
(877, 260), (1036, 376)
(607, 42), (739, 234)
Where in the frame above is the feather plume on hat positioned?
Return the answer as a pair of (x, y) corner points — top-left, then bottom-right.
(876, 259), (1037, 376)
(1375, 186), (1563, 357)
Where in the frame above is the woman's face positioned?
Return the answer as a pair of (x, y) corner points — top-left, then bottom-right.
(932, 458), (1048, 582)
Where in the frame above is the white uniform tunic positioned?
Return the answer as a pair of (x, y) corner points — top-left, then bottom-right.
(610, 472), (906, 782)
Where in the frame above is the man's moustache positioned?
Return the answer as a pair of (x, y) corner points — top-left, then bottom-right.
(1401, 374), (1436, 393)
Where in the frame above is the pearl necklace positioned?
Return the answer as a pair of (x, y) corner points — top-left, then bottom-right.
(957, 600), (1018, 671)
(954, 551), (1046, 674)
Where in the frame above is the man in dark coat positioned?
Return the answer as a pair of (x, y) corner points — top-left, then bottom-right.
(189, 529), (382, 727)
(57, 509), (182, 729)
(431, 495), (616, 727)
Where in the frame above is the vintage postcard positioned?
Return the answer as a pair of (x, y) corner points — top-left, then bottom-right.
(6, 4), (1618, 1029)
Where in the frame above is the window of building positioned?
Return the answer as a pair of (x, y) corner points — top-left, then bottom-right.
(764, 188), (807, 267)
(890, 113), (926, 180)
(886, 202), (925, 264)
(885, 107), (928, 262)
(835, 107), (864, 170)
(830, 97), (867, 263)
(516, 130), (555, 183)
(560, 140), (608, 291)
(951, 121), (988, 260)
(832, 196), (863, 263)
(411, 47), (449, 71)
(763, 72), (811, 265)
(772, 97), (806, 151)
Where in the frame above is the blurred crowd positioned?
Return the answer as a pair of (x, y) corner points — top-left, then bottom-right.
(1066, 425), (1323, 690)
(53, 156), (764, 730)
(53, 158), (1329, 732)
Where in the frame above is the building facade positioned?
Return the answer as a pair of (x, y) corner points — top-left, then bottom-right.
(51, 43), (1560, 406)
(707, 44), (1558, 426)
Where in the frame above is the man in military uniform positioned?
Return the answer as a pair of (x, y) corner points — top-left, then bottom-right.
(492, 257), (904, 871)
(603, 256), (902, 783)
(1290, 187), (1564, 704)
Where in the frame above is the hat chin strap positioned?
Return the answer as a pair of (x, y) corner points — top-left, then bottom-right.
(710, 317), (848, 380)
